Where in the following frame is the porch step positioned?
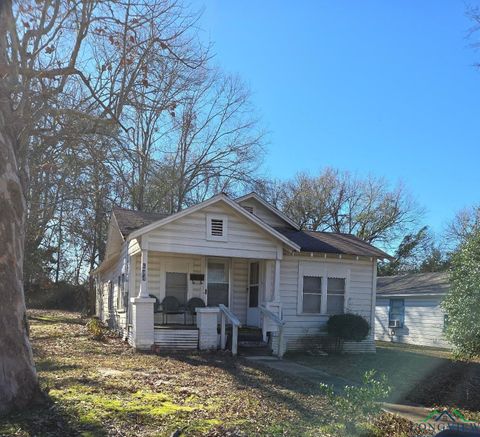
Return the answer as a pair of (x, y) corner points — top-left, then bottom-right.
(237, 327), (264, 342)
(238, 341), (271, 357)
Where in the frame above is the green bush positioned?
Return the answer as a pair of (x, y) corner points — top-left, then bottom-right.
(320, 370), (391, 434)
(327, 313), (370, 342)
(442, 230), (480, 359)
(86, 318), (106, 341)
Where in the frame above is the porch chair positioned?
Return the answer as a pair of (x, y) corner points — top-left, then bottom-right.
(160, 296), (186, 325)
(186, 297), (206, 325)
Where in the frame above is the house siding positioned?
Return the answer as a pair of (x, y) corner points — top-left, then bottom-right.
(145, 203), (281, 260)
(375, 296), (450, 348)
(237, 198), (291, 228)
(272, 255), (376, 353)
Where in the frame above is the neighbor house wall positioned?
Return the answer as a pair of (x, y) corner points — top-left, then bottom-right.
(375, 296), (449, 348)
(272, 255), (376, 353)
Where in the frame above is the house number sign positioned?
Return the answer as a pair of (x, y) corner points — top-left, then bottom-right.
(141, 262), (146, 281)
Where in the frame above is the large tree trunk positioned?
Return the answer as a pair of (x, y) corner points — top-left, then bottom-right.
(0, 108), (39, 414)
(0, 0), (38, 414)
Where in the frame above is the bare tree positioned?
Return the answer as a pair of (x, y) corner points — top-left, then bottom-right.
(447, 204), (480, 247)
(148, 72), (265, 213)
(272, 168), (421, 247)
(0, 0), (209, 411)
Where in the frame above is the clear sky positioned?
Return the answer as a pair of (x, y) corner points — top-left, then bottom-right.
(191, 1), (480, 235)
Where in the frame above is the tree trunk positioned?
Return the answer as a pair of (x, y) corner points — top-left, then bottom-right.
(0, 106), (39, 414)
(0, 0), (39, 414)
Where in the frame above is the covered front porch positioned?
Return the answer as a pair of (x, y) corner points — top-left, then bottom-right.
(128, 248), (285, 356)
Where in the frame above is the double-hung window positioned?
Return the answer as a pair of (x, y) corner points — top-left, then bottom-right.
(299, 263), (349, 315)
(389, 299), (405, 328)
(302, 276), (322, 313)
(327, 278), (346, 315)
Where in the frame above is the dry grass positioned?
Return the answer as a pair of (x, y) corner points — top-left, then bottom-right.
(0, 311), (432, 437)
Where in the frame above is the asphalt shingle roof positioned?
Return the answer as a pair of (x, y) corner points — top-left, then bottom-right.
(274, 227), (391, 259)
(113, 207), (170, 238)
(112, 206), (390, 259)
(377, 272), (449, 296)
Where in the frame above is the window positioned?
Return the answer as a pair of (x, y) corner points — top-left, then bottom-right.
(302, 276), (322, 313)
(165, 272), (188, 306)
(327, 278), (345, 314)
(389, 299), (405, 328)
(243, 205), (254, 214)
(117, 274), (128, 310)
(207, 260), (229, 306)
(206, 214), (228, 241)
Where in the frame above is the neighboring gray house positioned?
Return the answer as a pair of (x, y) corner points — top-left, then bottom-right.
(93, 192), (389, 356)
(375, 272), (450, 348)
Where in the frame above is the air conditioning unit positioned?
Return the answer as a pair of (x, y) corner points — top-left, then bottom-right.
(389, 320), (402, 328)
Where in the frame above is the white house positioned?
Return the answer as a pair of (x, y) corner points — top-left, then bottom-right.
(375, 272), (450, 348)
(93, 192), (389, 356)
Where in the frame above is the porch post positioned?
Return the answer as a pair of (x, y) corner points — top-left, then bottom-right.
(273, 259), (281, 302)
(138, 249), (149, 298)
(130, 245), (155, 350)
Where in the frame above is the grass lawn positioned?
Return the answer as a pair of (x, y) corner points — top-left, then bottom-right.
(0, 310), (422, 437)
(288, 341), (480, 415)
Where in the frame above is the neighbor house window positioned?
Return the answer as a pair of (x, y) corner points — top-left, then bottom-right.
(165, 272), (188, 306)
(206, 214), (228, 241)
(327, 278), (345, 314)
(389, 299), (405, 328)
(302, 276), (322, 313)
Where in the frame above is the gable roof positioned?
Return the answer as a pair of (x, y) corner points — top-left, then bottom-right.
(275, 227), (391, 259)
(235, 192), (300, 230)
(113, 207), (170, 238)
(377, 272), (449, 297)
(126, 194), (301, 251)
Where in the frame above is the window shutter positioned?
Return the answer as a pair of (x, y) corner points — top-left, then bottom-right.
(210, 218), (224, 237)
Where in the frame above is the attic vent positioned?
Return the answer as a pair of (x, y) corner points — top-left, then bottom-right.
(211, 219), (224, 236)
(206, 214), (228, 241)
(243, 205), (254, 214)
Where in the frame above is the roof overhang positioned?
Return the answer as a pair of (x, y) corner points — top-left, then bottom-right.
(92, 252), (121, 275)
(377, 293), (446, 298)
(235, 192), (300, 230)
(127, 193), (301, 252)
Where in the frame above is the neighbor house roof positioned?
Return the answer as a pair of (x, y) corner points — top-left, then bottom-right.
(377, 272), (449, 297)
(274, 227), (391, 259)
(113, 207), (170, 238)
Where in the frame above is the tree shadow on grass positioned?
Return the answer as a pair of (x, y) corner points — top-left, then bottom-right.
(0, 392), (107, 437)
(161, 351), (329, 426)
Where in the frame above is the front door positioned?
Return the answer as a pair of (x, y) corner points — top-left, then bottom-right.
(206, 259), (229, 307)
(247, 261), (260, 327)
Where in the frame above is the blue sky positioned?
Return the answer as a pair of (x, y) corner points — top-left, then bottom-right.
(191, 1), (480, 235)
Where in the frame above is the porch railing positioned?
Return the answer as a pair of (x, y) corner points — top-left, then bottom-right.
(259, 305), (286, 358)
(219, 304), (242, 356)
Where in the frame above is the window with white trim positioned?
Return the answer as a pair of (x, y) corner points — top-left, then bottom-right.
(327, 277), (345, 315)
(389, 299), (405, 328)
(206, 214), (228, 241)
(298, 263), (349, 316)
(302, 276), (322, 313)
(117, 274), (127, 311)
